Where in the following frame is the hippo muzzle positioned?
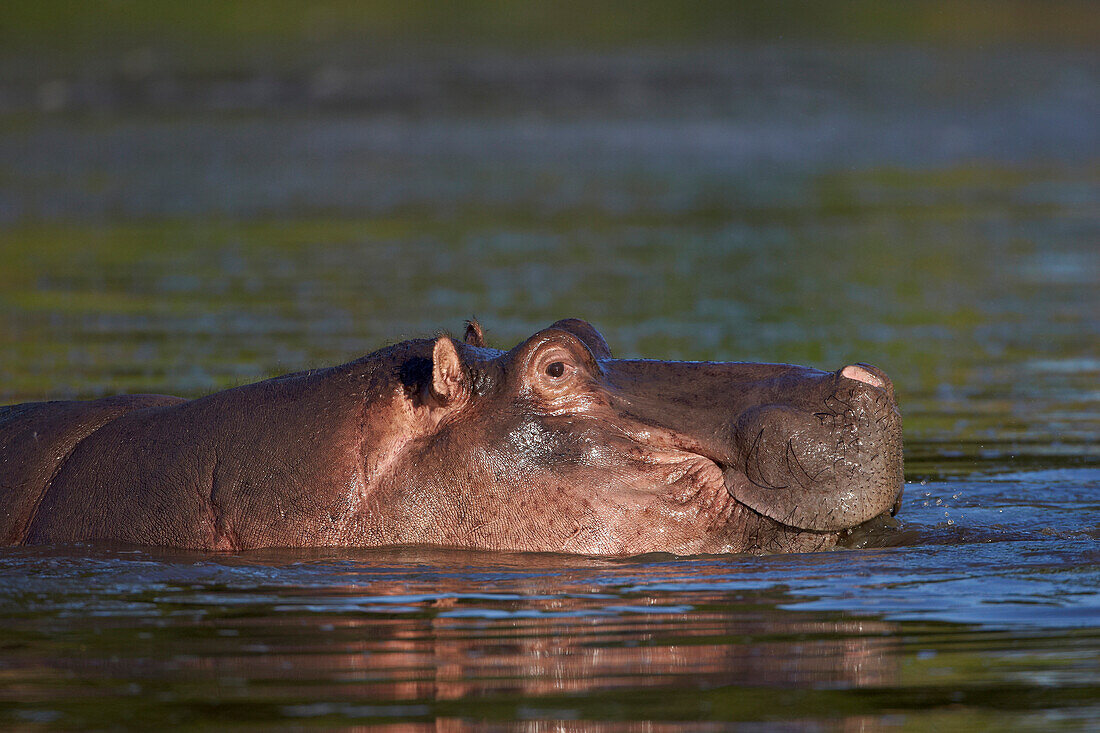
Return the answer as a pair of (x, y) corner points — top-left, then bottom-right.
(601, 354), (904, 542)
(724, 364), (904, 532)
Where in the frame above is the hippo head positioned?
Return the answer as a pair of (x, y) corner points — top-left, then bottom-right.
(365, 319), (903, 556)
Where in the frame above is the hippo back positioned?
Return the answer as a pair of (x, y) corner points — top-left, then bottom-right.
(0, 395), (186, 544)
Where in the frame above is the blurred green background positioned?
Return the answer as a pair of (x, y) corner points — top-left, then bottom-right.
(0, 1), (1098, 478)
(5, 1), (1100, 56)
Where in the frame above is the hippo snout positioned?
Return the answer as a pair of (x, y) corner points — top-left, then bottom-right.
(725, 364), (904, 532)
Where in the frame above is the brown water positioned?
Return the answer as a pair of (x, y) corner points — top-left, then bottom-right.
(1, 30), (1099, 731)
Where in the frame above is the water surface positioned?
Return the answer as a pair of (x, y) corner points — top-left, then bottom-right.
(3, 467), (1099, 728)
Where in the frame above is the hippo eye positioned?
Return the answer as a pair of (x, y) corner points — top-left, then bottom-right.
(545, 361), (565, 378)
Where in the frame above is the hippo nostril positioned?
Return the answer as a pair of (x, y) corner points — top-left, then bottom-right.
(841, 364), (884, 389)
(839, 363), (896, 402)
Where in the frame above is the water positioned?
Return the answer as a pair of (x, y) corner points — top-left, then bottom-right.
(2, 471), (1099, 728)
(1, 16), (1099, 730)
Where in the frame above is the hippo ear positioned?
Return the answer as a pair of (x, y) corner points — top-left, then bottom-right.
(463, 319), (486, 347)
(430, 336), (471, 407)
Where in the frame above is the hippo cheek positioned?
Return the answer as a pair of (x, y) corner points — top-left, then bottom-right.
(724, 399), (903, 532)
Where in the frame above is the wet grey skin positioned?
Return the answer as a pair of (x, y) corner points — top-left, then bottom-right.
(0, 319), (903, 555)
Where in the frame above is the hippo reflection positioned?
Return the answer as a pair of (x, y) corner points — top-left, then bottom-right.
(0, 319), (902, 554)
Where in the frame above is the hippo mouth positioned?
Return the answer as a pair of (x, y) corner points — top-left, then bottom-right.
(655, 449), (901, 540)
(720, 464), (901, 535)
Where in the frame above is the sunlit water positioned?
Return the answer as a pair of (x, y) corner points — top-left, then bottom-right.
(1, 41), (1099, 729)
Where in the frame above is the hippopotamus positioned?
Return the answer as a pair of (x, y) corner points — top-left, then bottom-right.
(0, 319), (903, 555)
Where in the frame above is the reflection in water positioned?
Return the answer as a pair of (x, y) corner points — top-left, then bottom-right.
(0, 547), (904, 727)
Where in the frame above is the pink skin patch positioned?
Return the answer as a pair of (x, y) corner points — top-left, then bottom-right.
(841, 364), (885, 389)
